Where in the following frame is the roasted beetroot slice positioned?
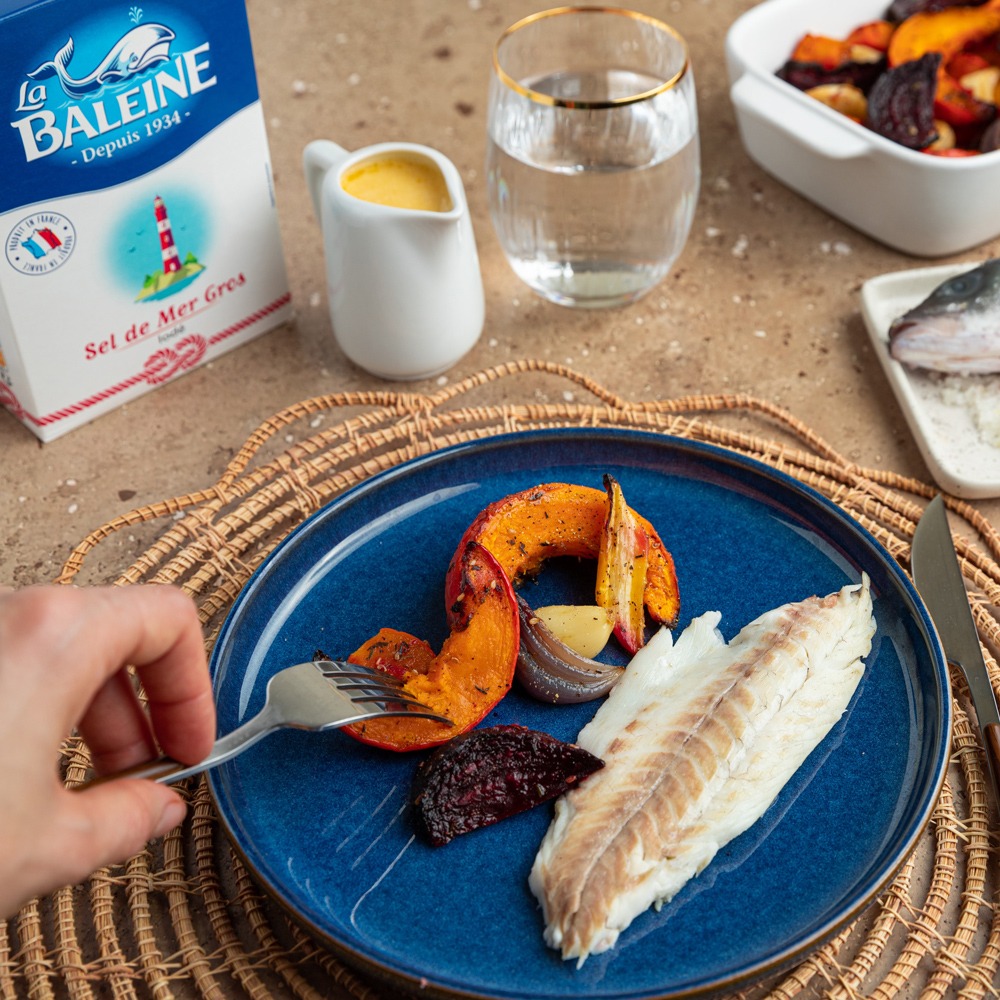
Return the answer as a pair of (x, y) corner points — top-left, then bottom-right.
(777, 57), (885, 94)
(410, 724), (604, 846)
(981, 118), (1000, 153)
(865, 53), (941, 149)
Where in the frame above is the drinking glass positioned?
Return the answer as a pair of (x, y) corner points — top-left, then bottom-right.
(486, 7), (700, 309)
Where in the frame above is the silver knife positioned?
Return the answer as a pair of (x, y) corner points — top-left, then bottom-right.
(911, 494), (1000, 810)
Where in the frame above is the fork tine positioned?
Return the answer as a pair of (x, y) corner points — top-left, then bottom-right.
(314, 660), (407, 687)
(313, 658), (452, 725)
(349, 689), (440, 709)
(360, 707), (454, 724)
(332, 678), (410, 693)
(350, 690), (455, 724)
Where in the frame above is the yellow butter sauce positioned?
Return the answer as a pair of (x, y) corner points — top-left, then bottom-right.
(341, 156), (453, 212)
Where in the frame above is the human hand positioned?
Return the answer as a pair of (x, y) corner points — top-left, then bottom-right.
(0, 584), (216, 918)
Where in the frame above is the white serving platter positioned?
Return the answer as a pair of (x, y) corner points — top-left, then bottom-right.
(861, 263), (1000, 498)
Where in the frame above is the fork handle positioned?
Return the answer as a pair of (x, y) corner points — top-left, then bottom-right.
(77, 709), (280, 788)
(83, 756), (200, 785)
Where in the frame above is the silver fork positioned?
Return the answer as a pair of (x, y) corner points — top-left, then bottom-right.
(80, 659), (451, 786)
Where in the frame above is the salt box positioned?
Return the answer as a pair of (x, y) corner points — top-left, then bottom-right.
(0, 0), (291, 441)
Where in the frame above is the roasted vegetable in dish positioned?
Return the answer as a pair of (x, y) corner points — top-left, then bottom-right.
(778, 0), (1000, 154)
(867, 52), (943, 147)
(411, 724), (604, 846)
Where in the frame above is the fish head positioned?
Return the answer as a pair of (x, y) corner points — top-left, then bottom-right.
(887, 259), (1000, 375)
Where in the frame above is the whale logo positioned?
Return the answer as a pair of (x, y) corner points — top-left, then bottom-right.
(26, 23), (175, 99)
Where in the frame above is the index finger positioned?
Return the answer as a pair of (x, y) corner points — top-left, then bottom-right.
(43, 584), (215, 763)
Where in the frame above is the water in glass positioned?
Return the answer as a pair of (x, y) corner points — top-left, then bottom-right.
(487, 68), (700, 308)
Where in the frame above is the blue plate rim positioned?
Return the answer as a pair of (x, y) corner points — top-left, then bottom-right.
(206, 426), (953, 1000)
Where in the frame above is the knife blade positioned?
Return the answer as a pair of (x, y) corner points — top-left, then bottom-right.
(911, 494), (1000, 810)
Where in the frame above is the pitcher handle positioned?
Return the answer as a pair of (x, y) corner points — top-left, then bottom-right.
(303, 139), (350, 219)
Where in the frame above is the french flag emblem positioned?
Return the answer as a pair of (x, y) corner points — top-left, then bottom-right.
(21, 227), (63, 260)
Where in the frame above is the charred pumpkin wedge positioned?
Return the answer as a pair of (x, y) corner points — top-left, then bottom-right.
(444, 482), (680, 634)
(343, 541), (520, 752)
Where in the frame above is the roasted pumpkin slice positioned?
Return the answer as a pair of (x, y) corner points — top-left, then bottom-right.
(344, 541), (519, 752)
(445, 482), (680, 631)
(345, 628), (436, 680)
(887, 6), (1000, 68)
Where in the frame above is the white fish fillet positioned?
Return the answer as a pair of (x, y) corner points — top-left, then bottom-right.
(529, 575), (875, 964)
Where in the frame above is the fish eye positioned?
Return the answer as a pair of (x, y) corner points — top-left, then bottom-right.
(940, 272), (982, 299)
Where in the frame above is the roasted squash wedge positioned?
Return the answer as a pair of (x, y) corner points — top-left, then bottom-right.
(444, 482), (680, 633)
(344, 541), (519, 752)
(887, 7), (1000, 68)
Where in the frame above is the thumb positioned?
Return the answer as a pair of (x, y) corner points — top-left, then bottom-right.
(49, 782), (187, 885)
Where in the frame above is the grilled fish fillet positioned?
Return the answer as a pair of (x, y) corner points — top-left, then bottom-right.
(529, 576), (875, 964)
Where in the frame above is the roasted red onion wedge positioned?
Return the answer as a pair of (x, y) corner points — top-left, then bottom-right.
(516, 595), (624, 704)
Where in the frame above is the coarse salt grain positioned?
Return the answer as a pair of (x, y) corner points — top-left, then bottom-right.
(939, 375), (1000, 447)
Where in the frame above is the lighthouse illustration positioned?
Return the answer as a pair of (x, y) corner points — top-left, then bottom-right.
(154, 195), (182, 274)
(134, 192), (205, 302)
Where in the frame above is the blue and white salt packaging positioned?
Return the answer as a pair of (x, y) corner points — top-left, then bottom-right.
(0, 0), (291, 441)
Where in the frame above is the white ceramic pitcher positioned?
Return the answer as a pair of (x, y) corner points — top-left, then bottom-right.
(303, 140), (485, 381)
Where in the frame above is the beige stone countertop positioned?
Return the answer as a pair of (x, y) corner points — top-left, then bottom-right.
(5, 0), (1000, 582)
(3, 2), (1000, 997)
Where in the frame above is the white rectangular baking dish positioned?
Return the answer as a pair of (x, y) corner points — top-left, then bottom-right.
(725, 0), (1000, 257)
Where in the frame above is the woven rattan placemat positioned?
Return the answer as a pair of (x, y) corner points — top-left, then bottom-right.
(6, 361), (999, 1000)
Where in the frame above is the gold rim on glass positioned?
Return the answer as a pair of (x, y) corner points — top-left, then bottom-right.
(492, 5), (691, 109)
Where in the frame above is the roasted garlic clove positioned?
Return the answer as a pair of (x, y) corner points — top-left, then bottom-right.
(532, 604), (615, 659)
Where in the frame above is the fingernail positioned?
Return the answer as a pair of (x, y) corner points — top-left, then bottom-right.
(153, 795), (188, 839)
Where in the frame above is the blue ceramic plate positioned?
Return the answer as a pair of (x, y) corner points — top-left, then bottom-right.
(208, 429), (950, 1000)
